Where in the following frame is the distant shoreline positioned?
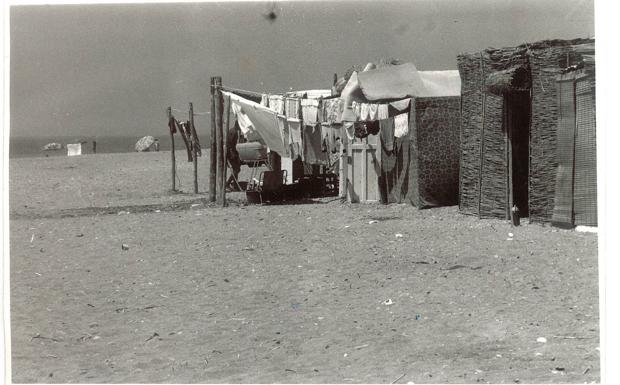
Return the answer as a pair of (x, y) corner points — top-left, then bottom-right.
(8, 135), (208, 159)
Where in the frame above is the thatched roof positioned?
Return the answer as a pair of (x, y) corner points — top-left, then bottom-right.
(484, 65), (531, 95)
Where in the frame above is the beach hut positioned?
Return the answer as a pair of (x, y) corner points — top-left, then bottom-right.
(339, 63), (461, 207)
(456, 38), (596, 224)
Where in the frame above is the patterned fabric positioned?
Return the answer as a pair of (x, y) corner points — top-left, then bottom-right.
(268, 95), (285, 114)
(322, 98), (344, 124)
(413, 97), (461, 208)
(285, 97), (301, 118)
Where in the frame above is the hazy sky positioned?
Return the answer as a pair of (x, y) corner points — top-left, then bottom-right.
(10, 0), (594, 138)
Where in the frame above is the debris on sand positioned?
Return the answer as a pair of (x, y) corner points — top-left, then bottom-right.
(383, 299), (394, 305)
(390, 373), (406, 384)
(395, 233), (404, 238)
(537, 337), (547, 343)
(121, 244), (129, 251)
(145, 332), (159, 342)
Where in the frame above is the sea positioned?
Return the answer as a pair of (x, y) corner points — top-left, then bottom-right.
(8, 135), (208, 158)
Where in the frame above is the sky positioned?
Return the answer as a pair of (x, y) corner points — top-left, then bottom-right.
(9, 0), (595, 138)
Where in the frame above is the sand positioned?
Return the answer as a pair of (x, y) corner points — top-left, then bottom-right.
(9, 151), (600, 383)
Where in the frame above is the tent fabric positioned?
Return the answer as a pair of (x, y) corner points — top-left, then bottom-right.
(286, 89), (332, 99)
(377, 96), (461, 208)
(224, 91), (287, 156)
(340, 64), (461, 123)
(357, 63), (428, 101)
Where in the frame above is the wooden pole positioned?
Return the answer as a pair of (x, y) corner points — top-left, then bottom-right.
(190, 102), (198, 194)
(167, 106), (176, 192)
(209, 77), (217, 202)
(214, 76), (225, 206)
(222, 94), (231, 207)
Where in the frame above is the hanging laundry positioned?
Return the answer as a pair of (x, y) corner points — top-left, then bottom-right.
(378, 104), (389, 120)
(276, 114), (291, 158)
(231, 100), (262, 142)
(285, 97), (301, 118)
(343, 122), (355, 141)
(352, 101), (362, 121)
(175, 120), (193, 162)
(268, 95), (285, 114)
(368, 103), (379, 120)
(360, 103), (370, 121)
(287, 118), (303, 160)
(380, 117), (395, 152)
(331, 125), (342, 154)
(301, 98), (320, 124)
(188, 120), (202, 156)
(323, 98), (344, 124)
(394, 112), (409, 138)
(389, 98), (411, 114)
(168, 116), (177, 134)
(261, 94), (269, 107)
(225, 91), (287, 156)
(303, 123), (328, 165)
(354, 121), (370, 139)
(367, 120), (380, 136)
(321, 124), (329, 153)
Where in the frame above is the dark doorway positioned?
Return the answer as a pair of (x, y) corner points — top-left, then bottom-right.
(505, 91), (531, 217)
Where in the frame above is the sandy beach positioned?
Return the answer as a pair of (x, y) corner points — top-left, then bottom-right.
(9, 151), (599, 383)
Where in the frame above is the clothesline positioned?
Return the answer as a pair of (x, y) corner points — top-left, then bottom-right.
(219, 85), (265, 97)
(171, 107), (210, 116)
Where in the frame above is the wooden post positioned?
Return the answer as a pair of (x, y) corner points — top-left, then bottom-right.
(190, 102), (198, 194)
(167, 106), (176, 192)
(209, 77), (217, 202)
(222, 94), (231, 207)
(214, 77), (225, 206)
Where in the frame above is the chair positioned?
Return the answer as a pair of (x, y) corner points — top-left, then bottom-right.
(246, 170), (287, 204)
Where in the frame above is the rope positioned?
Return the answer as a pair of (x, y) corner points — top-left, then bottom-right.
(171, 107), (209, 116)
(219, 85), (266, 97)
